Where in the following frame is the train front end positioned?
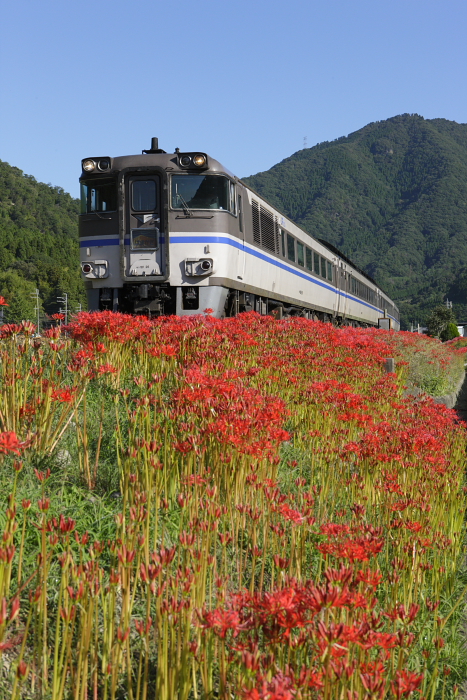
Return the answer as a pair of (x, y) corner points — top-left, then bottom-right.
(79, 138), (237, 317)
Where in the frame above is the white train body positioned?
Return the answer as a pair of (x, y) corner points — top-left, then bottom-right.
(79, 140), (399, 329)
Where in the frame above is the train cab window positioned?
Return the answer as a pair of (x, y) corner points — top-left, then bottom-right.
(327, 261), (333, 281)
(238, 195), (243, 232)
(171, 174), (233, 212)
(306, 247), (312, 271)
(287, 234), (295, 262)
(132, 180), (157, 211)
(297, 242), (304, 267)
(320, 257), (327, 278)
(80, 179), (117, 214)
(313, 251), (320, 274)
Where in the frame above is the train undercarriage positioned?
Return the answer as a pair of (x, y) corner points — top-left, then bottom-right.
(93, 285), (370, 327)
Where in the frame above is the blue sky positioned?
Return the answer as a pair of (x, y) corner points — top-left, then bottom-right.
(1, 0), (466, 198)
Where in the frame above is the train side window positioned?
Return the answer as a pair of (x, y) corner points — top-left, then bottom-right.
(313, 251), (320, 274)
(327, 261), (333, 281)
(297, 242), (304, 267)
(306, 247), (312, 271)
(287, 234), (295, 262)
(238, 195), (243, 232)
(280, 229), (286, 256)
(132, 180), (157, 211)
(320, 257), (327, 278)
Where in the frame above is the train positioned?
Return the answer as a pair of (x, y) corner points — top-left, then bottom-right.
(79, 138), (400, 330)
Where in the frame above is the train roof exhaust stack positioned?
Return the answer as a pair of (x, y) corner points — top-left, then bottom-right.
(142, 137), (166, 154)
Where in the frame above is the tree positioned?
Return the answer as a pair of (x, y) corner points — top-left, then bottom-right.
(0, 271), (42, 324)
(425, 305), (456, 338)
(440, 322), (460, 342)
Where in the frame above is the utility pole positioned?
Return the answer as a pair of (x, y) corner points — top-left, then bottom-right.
(57, 293), (68, 325)
(445, 299), (453, 309)
(30, 288), (40, 334)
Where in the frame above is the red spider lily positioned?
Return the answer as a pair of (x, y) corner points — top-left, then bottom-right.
(0, 597), (20, 624)
(117, 545), (136, 565)
(97, 363), (118, 375)
(51, 313), (65, 321)
(16, 660), (28, 680)
(60, 605), (77, 622)
(67, 582), (85, 601)
(135, 618), (153, 636)
(390, 669), (423, 699)
(34, 468), (51, 483)
(44, 326), (61, 339)
(356, 569), (383, 589)
(59, 515), (76, 533)
(385, 603), (420, 624)
(51, 387), (77, 403)
(0, 432), (29, 455)
(0, 324), (22, 338)
(0, 309), (461, 697)
(0, 296), (8, 306)
(20, 320), (36, 336)
(37, 498), (50, 512)
(359, 669), (386, 699)
(243, 673), (296, 700)
(200, 608), (245, 639)
(317, 534), (385, 562)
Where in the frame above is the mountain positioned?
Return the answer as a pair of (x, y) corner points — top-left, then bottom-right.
(3, 115), (467, 329)
(0, 160), (85, 323)
(243, 114), (467, 329)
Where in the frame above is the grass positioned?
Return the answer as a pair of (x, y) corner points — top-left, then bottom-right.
(388, 331), (466, 397)
(0, 313), (464, 699)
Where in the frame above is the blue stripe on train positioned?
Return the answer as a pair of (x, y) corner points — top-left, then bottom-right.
(80, 234), (396, 322)
(170, 235), (393, 319)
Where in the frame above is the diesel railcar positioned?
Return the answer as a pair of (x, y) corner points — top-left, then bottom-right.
(79, 138), (400, 329)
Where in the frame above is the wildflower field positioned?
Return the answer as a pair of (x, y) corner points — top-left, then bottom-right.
(0, 312), (465, 700)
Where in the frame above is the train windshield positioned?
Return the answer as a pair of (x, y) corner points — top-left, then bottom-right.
(80, 179), (117, 214)
(171, 175), (234, 212)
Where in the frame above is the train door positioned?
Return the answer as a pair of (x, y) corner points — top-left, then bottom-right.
(336, 262), (347, 320)
(238, 192), (246, 280)
(125, 175), (166, 278)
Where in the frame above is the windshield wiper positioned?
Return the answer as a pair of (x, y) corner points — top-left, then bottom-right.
(177, 193), (193, 218)
(82, 211), (112, 220)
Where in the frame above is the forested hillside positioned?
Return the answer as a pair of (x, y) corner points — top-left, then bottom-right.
(3, 114), (467, 329)
(0, 160), (84, 323)
(244, 114), (467, 329)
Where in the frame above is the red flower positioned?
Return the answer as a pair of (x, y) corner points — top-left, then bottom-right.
(0, 432), (27, 455)
(390, 669), (423, 699)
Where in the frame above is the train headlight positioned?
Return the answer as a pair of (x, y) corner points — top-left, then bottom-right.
(180, 155), (192, 167)
(98, 158), (110, 171)
(82, 159), (96, 172)
(193, 154), (206, 167)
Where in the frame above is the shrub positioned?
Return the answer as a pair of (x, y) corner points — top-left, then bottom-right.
(441, 322), (460, 342)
